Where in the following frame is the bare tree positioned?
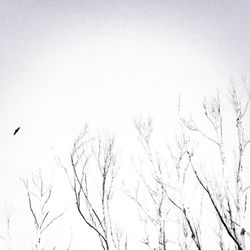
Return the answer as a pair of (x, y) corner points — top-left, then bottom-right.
(126, 117), (176, 250)
(128, 117), (206, 250)
(167, 134), (203, 250)
(0, 205), (13, 250)
(22, 169), (64, 250)
(179, 83), (250, 250)
(61, 125), (126, 250)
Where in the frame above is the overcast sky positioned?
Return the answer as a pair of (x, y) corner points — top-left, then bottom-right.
(0, 0), (250, 249)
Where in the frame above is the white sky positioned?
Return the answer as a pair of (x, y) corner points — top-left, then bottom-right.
(0, 0), (250, 249)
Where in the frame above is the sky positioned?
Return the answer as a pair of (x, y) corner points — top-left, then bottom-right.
(0, 0), (250, 249)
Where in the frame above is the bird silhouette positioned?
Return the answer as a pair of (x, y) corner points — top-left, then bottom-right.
(13, 127), (20, 135)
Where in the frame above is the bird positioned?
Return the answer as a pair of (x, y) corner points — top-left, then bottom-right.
(13, 127), (20, 135)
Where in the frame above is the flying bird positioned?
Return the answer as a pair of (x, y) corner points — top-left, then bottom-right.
(13, 127), (20, 135)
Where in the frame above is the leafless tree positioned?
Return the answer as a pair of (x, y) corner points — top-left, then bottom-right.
(167, 134), (204, 250)
(61, 125), (126, 250)
(0, 205), (13, 250)
(22, 169), (64, 250)
(129, 117), (206, 250)
(125, 117), (176, 250)
(179, 82), (250, 250)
